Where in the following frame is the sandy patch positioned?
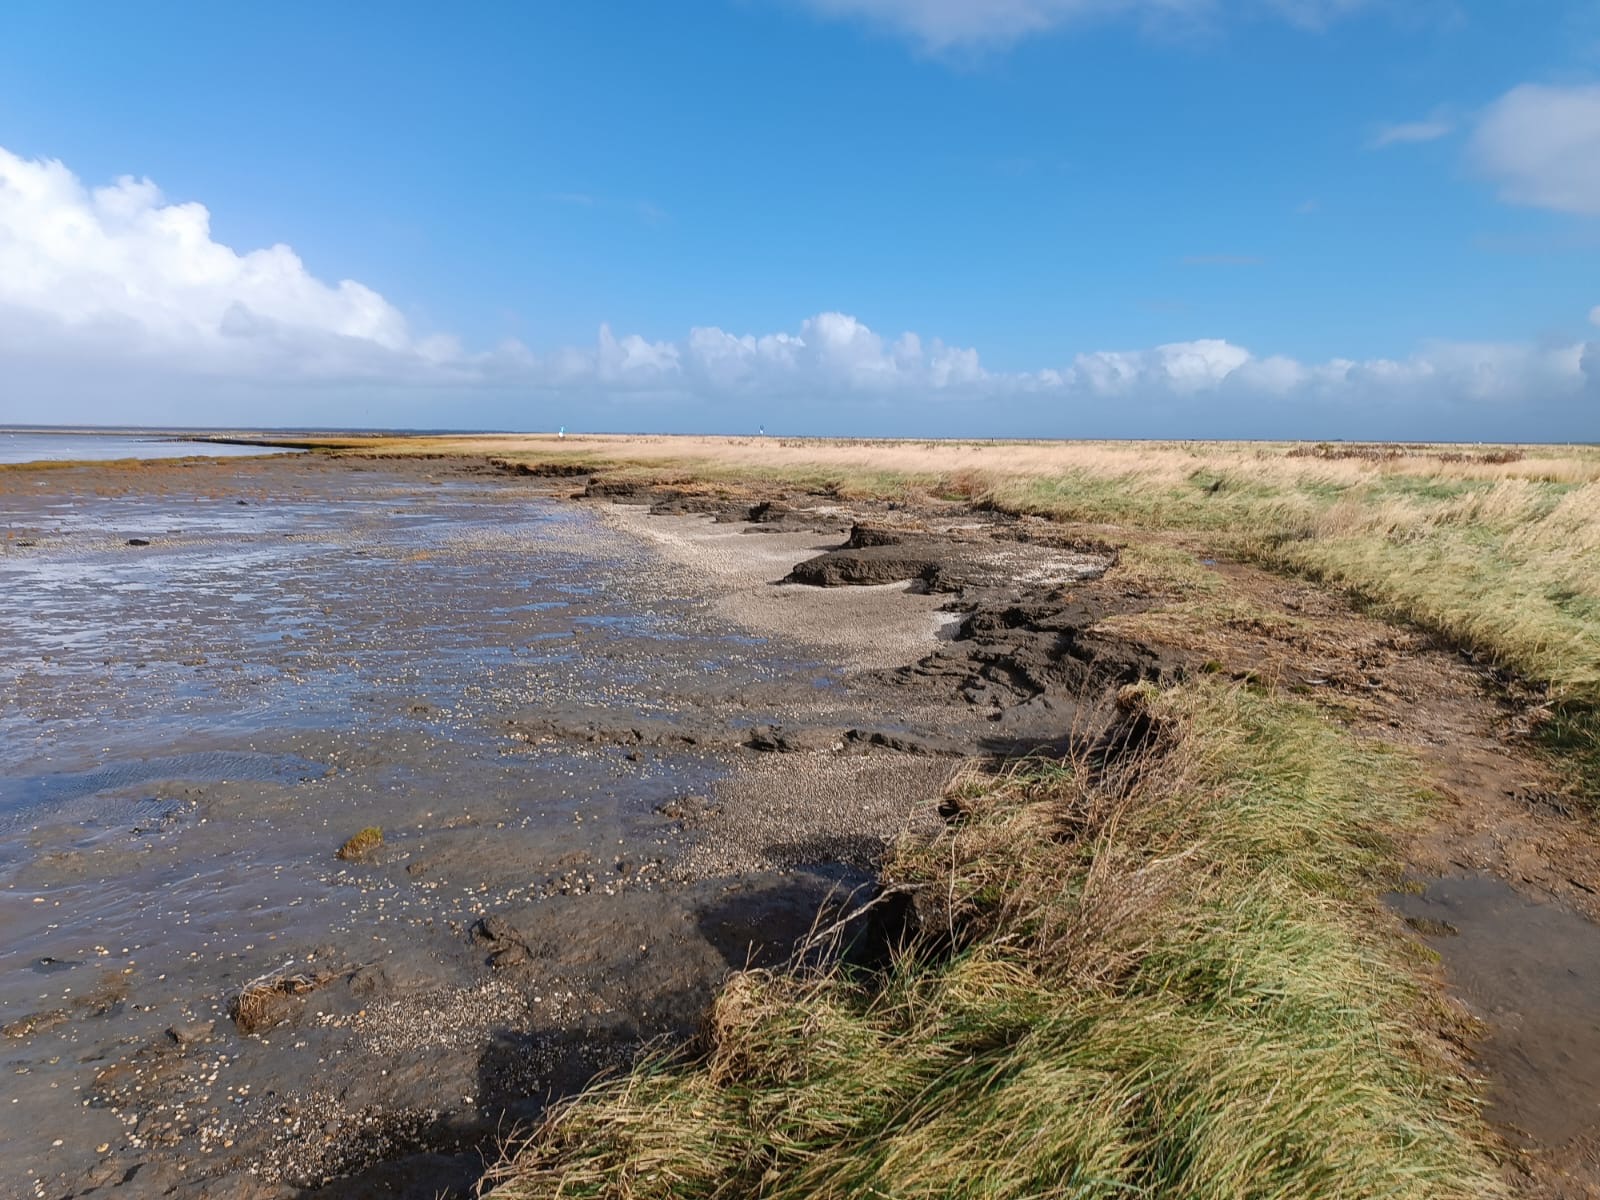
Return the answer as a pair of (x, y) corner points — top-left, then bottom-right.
(602, 505), (955, 672)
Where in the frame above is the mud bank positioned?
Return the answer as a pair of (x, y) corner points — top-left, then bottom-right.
(542, 466), (1600, 1200)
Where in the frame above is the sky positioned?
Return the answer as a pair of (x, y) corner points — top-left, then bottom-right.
(0, 0), (1597, 439)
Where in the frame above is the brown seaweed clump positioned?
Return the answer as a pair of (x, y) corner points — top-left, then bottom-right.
(336, 826), (384, 861)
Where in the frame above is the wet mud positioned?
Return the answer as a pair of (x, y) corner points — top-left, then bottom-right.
(1392, 875), (1600, 1150)
(1392, 876), (1600, 1196)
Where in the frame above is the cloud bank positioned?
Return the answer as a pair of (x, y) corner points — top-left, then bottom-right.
(0, 145), (1595, 438)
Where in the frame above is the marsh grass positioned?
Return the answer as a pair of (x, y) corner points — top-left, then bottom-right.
(485, 682), (1500, 1199)
(0, 456), (155, 472)
(979, 464), (1600, 697)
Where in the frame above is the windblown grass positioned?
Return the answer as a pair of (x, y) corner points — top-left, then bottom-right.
(970, 453), (1600, 794)
(983, 462), (1600, 697)
(485, 682), (1500, 1199)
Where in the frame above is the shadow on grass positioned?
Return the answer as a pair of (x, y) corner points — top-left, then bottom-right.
(1543, 697), (1600, 812)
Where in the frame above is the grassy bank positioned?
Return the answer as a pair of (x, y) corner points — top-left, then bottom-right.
(486, 682), (1500, 1198)
(975, 447), (1599, 690)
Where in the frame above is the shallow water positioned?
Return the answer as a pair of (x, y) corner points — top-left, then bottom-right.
(1391, 873), (1600, 1147)
(0, 430), (298, 464)
(0, 461), (834, 1197)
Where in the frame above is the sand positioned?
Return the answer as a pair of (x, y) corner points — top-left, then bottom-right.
(602, 505), (960, 670)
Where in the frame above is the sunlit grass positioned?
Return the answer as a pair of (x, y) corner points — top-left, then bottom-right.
(485, 682), (1500, 1199)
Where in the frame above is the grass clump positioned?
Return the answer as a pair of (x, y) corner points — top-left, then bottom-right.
(335, 826), (383, 861)
(485, 682), (1500, 1200)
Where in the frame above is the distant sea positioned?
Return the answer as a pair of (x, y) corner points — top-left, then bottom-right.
(0, 429), (298, 465)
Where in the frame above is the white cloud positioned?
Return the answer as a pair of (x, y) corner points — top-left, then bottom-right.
(1471, 83), (1600, 216)
(0, 143), (1594, 438)
(1371, 116), (1454, 147)
(1069, 339), (1250, 395)
(0, 146), (458, 381)
(791, 0), (1369, 50)
(597, 324), (681, 381)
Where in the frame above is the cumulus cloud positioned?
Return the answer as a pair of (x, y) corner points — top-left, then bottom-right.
(0, 143), (1595, 438)
(514, 320), (1595, 437)
(791, 0), (1369, 50)
(1471, 83), (1600, 216)
(1069, 339), (1251, 395)
(0, 147), (437, 373)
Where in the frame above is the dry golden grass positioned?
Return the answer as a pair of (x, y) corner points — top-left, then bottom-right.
(278, 432), (1600, 489)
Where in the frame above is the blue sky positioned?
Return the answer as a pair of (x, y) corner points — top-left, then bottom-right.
(0, 0), (1597, 438)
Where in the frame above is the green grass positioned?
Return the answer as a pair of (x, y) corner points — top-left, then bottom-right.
(485, 682), (1501, 1199)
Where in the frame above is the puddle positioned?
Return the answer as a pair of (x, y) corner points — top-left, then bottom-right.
(1391, 873), (1600, 1147)
(0, 750), (322, 821)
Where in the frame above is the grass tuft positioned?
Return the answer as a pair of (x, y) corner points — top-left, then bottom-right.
(484, 682), (1501, 1199)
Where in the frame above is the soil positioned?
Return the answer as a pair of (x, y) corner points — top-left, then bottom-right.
(2, 454), (1597, 1198)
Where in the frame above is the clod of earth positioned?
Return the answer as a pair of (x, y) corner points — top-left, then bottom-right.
(471, 914), (540, 970)
(166, 1019), (215, 1046)
(3, 1009), (68, 1039)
